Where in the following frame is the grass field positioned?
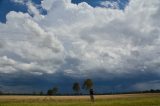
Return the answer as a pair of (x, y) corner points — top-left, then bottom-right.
(0, 93), (160, 106)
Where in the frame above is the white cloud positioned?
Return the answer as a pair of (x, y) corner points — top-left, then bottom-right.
(26, 1), (44, 20)
(11, 0), (27, 4)
(0, 11), (64, 74)
(0, 0), (160, 79)
(41, 0), (56, 10)
(100, 0), (120, 9)
(11, 0), (44, 20)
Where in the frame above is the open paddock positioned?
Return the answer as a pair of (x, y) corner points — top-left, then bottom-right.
(0, 93), (160, 106)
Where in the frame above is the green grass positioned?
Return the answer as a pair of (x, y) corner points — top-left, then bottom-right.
(0, 94), (160, 106)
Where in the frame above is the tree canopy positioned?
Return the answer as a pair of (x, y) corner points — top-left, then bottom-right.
(83, 79), (93, 90)
(72, 82), (80, 94)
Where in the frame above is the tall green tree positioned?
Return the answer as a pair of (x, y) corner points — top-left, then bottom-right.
(83, 79), (93, 91)
(72, 82), (80, 94)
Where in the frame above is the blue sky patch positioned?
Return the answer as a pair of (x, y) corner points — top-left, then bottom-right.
(0, 0), (129, 23)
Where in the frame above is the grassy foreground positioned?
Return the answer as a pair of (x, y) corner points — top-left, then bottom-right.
(0, 93), (160, 106)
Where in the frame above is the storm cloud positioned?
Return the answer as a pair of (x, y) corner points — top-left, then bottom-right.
(0, 0), (160, 92)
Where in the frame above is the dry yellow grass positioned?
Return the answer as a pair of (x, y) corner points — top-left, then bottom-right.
(0, 93), (159, 101)
(0, 93), (160, 106)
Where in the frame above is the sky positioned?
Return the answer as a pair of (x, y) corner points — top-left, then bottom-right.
(0, 0), (160, 94)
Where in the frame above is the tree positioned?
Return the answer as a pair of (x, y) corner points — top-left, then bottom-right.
(72, 82), (80, 94)
(83, 79), (93, 91)
(33, 91), (37, 95)
(40, 91), (43, 95)
(0, 91), (3, 95)
(47, 87), (58, 96)
(52, 87), (58, 95)
(47, 89), (53, 96)
(83, 79), (95, 102)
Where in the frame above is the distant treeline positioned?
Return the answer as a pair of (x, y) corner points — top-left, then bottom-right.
(0, 79), (94, 96)
(0, 89), (160, 96)
(130, 89), (160, 94)
(97, 89), (160, 95)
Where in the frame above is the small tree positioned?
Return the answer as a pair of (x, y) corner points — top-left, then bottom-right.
(52, 87), (58, 95)
(83, 79), (95, 102)
(47, 89), (53, 96)
(83, 79), (93, 91)
(72, 82), (80, 95)
(0, 91), (3, 95)
(40, 91), (43, 95)
(33, 91), (36, 95)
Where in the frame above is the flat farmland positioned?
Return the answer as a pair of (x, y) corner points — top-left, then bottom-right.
(0, 93), (160, 106)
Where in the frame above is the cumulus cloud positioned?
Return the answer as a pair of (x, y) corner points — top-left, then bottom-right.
(0, 11), (64, 74)
(100, 0), (120, 9)
(11, 0), (27, 4)
(26, 1), (43, 20)
(0, 0), (160, 80)
(41, 0), (56, 10)
(11, 0), (44, 20)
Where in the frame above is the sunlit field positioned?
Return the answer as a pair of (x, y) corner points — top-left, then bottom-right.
(0, 93), (160, 106)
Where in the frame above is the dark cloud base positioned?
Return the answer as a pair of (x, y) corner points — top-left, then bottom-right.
(0, 72), (160, 93)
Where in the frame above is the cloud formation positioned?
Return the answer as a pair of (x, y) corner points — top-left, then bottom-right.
(0, 0), (160, 80)
(100, 0), (120, 9)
